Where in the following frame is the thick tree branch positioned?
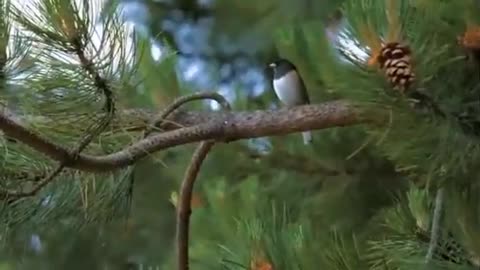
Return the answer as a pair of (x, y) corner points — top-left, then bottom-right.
(0, 100), (375, 172)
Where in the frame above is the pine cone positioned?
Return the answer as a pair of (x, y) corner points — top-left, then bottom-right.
(418, 229), (473, 266)
(376, 42), (415, 93)
(435, 232), (470, 266)
(459, 27), (480, 50)
(458, 27), (480, 64)
(250, 260), (273, 270)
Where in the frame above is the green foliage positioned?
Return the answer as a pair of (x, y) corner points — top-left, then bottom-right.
(0, 0), (142, 233)
(2, 0), (480, 269)
(273, 0), (480, 186)
(134, 35), (181, 108)
(159, 177), (376, 270)
(150, 1), (480, 269)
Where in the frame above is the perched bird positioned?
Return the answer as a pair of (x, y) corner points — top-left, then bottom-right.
(269, 59), (312, 145)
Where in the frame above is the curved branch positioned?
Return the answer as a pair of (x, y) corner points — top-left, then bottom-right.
(128, 91), (231, 194)
(146, 92), (231, 136)
(173, 93), (230, 270)
(176, 141), (214, 270)
(0, 100), (376, 172)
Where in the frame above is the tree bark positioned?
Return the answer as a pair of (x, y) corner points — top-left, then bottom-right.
(0, 100), (376, 173)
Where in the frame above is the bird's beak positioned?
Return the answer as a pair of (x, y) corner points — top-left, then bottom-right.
(268, 63), (276, 68)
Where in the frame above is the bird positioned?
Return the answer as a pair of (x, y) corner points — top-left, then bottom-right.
(269, 58), (313, 145)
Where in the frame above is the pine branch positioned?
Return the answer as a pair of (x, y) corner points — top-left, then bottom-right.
(126, 92), (231, 222)
(1, 165), (63, 201)
(173, 92), (230, 270)
(0, 17), (117, 199)
(72, 37), (115, 114)
(0, 99), (372, 172)
(177, 141), (215, 270)
(145, 92), (231, 136)
(0, 110), (113, 200)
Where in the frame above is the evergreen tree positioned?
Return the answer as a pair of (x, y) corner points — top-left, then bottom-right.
(156, 0), (480, 269)
(1, 0), (480, 270)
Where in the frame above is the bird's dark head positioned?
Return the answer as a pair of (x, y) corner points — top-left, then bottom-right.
(268, 59), (297, 79)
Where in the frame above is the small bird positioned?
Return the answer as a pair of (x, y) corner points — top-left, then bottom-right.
(269, 59), (312, 145)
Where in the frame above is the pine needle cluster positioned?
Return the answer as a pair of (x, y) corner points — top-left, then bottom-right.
(0, 0), (140, 235)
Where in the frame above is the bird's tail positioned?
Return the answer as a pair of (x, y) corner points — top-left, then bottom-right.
(302, 131), (313, 145)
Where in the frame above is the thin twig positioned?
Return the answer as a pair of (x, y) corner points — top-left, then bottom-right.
(2, 164), (64, 200)
(74, 38), (115, 114)
(145, 92), (231, 136)
(176, 140), (214, 270)
(425, 187), (445, 263)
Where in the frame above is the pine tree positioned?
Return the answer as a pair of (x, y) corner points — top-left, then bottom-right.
(157, 0), (480, 269)
(2, 0), (480, 269)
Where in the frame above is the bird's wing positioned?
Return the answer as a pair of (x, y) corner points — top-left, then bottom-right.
(298, 76), (311, 104)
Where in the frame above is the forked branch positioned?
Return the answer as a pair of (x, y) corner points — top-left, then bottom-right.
(126, 92), (231, 217)
(163, 93), (231, 270)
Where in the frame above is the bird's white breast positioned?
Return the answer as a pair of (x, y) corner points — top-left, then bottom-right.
(273, 71), (303, 106)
